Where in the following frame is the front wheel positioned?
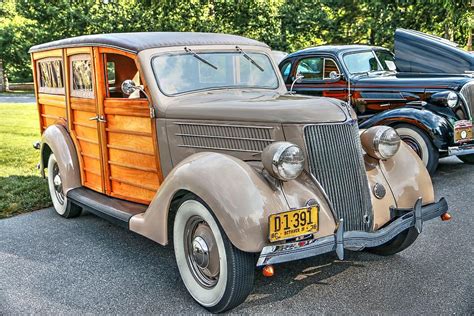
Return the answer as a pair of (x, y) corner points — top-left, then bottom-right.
(395, 124), (439, 175)
(173, 196), (255, 313)
(47, 154), (82, 218)
(457, 154), (474, 164)
(365, 227), (419, 256)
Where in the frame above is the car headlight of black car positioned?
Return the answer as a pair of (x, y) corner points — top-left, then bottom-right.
(429, 91), (458, 108)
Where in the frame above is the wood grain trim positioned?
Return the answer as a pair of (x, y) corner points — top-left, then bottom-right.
(103, 108), (150, 117)
(108, 160), (158, 173)
(98, 47), (137, 59)
(31, 54), (43, 134)
(70, 104), (96, 113)
(109, 176), (157, 191)
(70, 97), (96, 106)
(107, 144), (155, 156)
(41, 113), (62, 120)
(76, 136), (99, 145)
(84, 168), (101, 176)
(38, 94), (66, 107)
(105, 128), (151, 137)
(40, 102), (66, 109)
(73, 121), (96, 129)
(32, 49), (63, 60)
(66, 47), (92, 56)
(103, 98), (148, 107)
(81, 152), (100, 160)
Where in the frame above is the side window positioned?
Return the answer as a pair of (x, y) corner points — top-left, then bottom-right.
(280, 61), (292, 82)
(323, 58), (340, 79)
(70, 54), (94, 98)
(104, 53), (144, 99)
(296, 57), (323, 81)
(37, 58), (64, 94)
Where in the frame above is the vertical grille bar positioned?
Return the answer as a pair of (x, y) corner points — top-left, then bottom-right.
(460, 82), (474, 120)
(304, 123), (373, 232)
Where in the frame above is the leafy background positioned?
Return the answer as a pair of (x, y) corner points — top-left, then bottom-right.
(0, 0), (472, 83)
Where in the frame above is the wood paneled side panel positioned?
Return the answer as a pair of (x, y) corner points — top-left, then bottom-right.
(107, 133), (154, 153)
(37, 93), (67, 130)
(106, 114), (151, 133)
(109, 165), (159, 189)
(108, 148), (157, 170)
(110, 181), (156, 205)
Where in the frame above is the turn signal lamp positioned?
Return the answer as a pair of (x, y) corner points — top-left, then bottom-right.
(440, 212), (452, 221)
(262, 265), (275, 277)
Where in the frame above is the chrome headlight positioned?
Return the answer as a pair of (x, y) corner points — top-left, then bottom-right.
(446, 91), (458, 108)
(361, 126), (401, 160)
(262, 142), (305, 181)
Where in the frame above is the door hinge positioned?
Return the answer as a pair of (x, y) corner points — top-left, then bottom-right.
(150, 107), (156, 118)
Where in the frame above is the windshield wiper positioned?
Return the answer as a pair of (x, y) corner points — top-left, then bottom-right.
(184, 47), (218, 70)
(236, 46), (264, 72)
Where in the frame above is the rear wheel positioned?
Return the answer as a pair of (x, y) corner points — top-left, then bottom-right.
(47, 154), (82, 218)
(173, 196), (254, 313)
(366, 227), (419, 256)
(457, 154), (474, 164)
(395, 124), (439, 175)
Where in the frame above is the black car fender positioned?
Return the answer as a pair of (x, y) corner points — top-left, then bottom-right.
(358, 106), (452, 150)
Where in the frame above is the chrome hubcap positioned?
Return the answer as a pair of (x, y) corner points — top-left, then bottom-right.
(52, 163), (65, 205)
(184, 216), (220, 288)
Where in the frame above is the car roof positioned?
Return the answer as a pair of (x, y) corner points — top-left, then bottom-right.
(29, 32), (269, 54)
(286, 45), (388, 58)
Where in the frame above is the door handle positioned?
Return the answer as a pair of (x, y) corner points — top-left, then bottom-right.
(89, 115), (106, 123)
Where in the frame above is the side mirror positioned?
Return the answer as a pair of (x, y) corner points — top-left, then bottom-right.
(289, 73), (305, 94)
(121, 79), (138, 95)
(329, 71), (341, 80)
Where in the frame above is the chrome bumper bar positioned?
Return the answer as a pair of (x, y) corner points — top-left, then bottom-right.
(448, 143), (474, 156)
(257, 198), (448, 267)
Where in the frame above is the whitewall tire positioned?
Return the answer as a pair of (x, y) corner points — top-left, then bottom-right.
(173, 196), (254, 313)
(47, 154), (81, 218)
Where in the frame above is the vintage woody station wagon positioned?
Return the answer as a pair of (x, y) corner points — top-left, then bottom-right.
(30, 32), (451, 312)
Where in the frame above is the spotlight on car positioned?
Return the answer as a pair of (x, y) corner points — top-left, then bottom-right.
(361, 126), (401, 160)
(262, 142), (305, 181)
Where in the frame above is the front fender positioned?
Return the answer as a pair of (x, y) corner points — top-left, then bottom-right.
(40, 124), (82, 194)
(129, 152), (336, 253)
(359, 107), (451, 149)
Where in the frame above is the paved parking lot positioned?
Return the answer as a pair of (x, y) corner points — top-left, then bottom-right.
(0, 157), (472, 314)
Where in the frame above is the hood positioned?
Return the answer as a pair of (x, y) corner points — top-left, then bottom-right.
(164, 90), (349, 123)
(353, 72), (472, 92)
(394, 28), (474, 74)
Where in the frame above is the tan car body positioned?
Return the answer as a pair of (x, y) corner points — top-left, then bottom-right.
(34, 37), (434, 254)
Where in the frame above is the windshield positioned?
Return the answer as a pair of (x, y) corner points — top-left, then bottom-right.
(152, 51), (279, 95)
(343, 50), (396, 74)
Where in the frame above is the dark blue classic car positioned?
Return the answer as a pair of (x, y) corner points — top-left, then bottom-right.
(279, 43), (474, 174)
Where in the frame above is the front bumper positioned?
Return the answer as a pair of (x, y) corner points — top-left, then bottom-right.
(257, 198), (448, 267)
(448, 143), (474, 156)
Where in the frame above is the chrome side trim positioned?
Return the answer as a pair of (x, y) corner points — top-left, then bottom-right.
(448, 144), (474, 156)
(257, 198), (448, 267)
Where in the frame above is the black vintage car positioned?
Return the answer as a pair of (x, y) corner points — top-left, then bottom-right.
(279, 45), (474, 174)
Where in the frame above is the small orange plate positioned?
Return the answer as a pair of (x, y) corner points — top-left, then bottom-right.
(454, 120), (473, 143)
(269, 206), (319, 242)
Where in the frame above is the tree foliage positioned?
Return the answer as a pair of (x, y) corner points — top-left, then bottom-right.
(0, 0), (472, 82)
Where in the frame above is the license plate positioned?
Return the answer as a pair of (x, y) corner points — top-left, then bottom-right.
(454, 120), (473, 143)
(269, 206), (319, 242)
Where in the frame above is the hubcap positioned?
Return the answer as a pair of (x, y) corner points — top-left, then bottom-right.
(52, 163), (65, 205)
(184, 216), (220, 288)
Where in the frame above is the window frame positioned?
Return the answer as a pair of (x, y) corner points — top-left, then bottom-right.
(36, 57), (65, 95)
(295, 55), (342, 83)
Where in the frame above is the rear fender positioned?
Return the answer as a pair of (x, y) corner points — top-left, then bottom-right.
(40, 124), (81, 194)
(359, 107), (451, 149)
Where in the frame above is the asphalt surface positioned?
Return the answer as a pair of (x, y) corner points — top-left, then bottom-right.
(1, 157), (473, 314)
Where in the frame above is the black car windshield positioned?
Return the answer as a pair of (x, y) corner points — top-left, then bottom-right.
(152, 51), (279, 95)
(343, 50), (396, 74)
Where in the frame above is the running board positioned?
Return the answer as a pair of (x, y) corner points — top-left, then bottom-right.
(67, 187), (147, 228)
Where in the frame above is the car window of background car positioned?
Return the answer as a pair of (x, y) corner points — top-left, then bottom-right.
(152, 52), (278, 95)
(296, 57), (323, 81)
(374, 50), (397, 71)
(323, 58), (340, 79)
(343, 51), (380, 74)
(280, 61), (292, 81)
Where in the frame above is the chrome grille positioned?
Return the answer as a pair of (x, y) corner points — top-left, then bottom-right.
(304, 123), (373, 232)
(460, 81), (474, 119)
(176, 122), (274, 153)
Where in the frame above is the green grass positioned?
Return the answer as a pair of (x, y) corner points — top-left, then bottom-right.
(0, 103), (51, 218)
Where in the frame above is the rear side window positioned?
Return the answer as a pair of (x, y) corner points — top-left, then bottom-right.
(70, 54), (94, 98)
(37, 58), (64, 94)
